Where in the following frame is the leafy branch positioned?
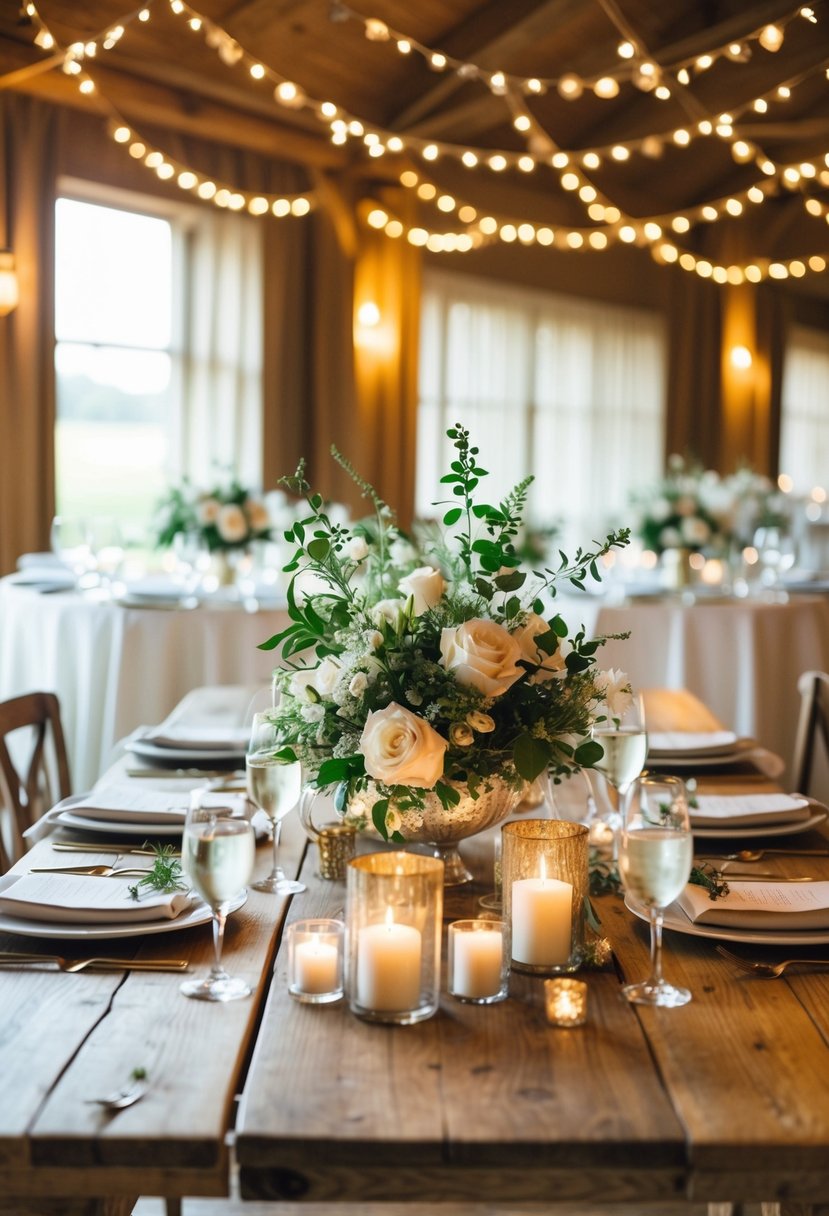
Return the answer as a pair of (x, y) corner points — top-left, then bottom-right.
(128, 843), (188, 901)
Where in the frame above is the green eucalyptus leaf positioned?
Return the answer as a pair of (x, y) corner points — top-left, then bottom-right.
(307, 537), (330, 561)
(574, 739), (605, 767)
(513, 734), (550, 782)
(493, 570), (526, 591)
(443, 507), (463, 526)
(371, 799), (390, 841)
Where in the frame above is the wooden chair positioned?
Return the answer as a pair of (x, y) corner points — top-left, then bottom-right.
(792, 670), (829, 797)
(0, 692), (71, 867)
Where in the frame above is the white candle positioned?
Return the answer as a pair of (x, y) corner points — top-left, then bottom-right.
(451, 927), (503, 999)
(356, 919), (422, 1011)
(294, 937), (339, 995)
(511, 877), (572, 966)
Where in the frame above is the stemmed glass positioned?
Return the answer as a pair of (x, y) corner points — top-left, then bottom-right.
(180, 790), (256, 1002)
(591, 693), (648, 848)
(246, 712), (305, 895)
(618, 775), (693, 1007)
(753, 525), (796, 592)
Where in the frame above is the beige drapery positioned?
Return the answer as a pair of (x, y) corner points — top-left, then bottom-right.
(0, 95), (59, 575)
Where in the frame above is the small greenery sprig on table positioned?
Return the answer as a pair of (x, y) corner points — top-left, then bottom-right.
(127, 844), (188, 902)
(259, 423), (631, 843)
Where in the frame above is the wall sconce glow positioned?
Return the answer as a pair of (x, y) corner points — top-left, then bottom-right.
(0, 251), (19, 316)
(730, 345), (753, 370)
(357, 301), (381, 327)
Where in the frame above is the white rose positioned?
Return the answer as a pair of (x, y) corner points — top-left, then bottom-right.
(371, 598), (405, 626)
(349, 672), (368, 697)
(511, 613), (566, 684)
(440, 618), (524, 698)
(345, 535), (369, 562)
(680, 516), (710, 546)
(197, 496), (221, 526)
(359, 702), (448, 789)
(594, 668), (633, 719)
(314, 656), (341, 696)
(289, 669), (317, 701)
(245, 498), (270, 533)
(366, 630), (384, 650)
(398, 566), (446, 615)
(216, 503), (248, 543)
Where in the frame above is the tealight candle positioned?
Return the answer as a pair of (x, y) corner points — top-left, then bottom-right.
(545, 977), (588, 1027)
(287, 918), (344, 1004)
(356, 916), (422, 1012)
(510, 876), (572, 967)
(448, 919), (507, 1003)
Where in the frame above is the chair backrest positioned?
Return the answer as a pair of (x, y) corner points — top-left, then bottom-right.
(0, 692), (71, 866)
(792, 671), (829, 797)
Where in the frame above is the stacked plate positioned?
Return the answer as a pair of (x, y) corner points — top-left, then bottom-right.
(627, 882), (829, 947)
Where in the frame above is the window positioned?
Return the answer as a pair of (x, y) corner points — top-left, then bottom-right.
(417, 270), (666, 550)
(54, 183), (263, 539)
(780, 324), (829, 495)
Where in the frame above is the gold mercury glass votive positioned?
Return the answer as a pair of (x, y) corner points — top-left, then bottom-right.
(502, 820), (589, 975)
(345, 852), (444, 1025)
(545, 977), (588, 1027)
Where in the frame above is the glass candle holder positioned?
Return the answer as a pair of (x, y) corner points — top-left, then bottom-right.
(448, 919), (508, 1004)
(502, 820), (588, 975)
(545, 977), (588, 1027)
(345, 852), (443, 1024)
(287, 918), (344, 1004)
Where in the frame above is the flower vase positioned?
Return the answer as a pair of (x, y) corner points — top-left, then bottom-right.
(339, 775), (528, 886)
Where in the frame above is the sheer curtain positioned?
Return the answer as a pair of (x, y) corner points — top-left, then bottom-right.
(780, 324), (829, 494)
(417, 270), (666, 547)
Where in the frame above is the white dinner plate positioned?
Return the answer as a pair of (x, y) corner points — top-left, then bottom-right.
(625, 892), (829, 947)
(692, 809), (827, 840)
(57, 810), (184, 838)
(647, 739), (756, 768)
(126, 737), (246, 764)
(648, 732), (739, 759)
(0, 885), (246, 941)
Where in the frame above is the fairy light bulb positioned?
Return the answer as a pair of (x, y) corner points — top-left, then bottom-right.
(198, 181), (216, 199)
(594, 76), (619, 98)
(655, 85), (671, 100)
(367, 208), (388, 229)
(368, 144), (384, 158)
(156, 162), (174, 180)
(416, 183), (436, 200)
(248, 197), (269, 216)
(397, 39), (410, 54)
(513, 114), (531, 132)
(458, 205), (476, 223)
(387, 136), (403, 153)
(725, 198), (743, 216)
(128, 141), (146, 158)
(430, 52), (446, 70)
(643, 222), (662, 240)
(696, 54), (713, 70)
(138, 8), (150, 19)
(437, 195), (455, 212)
(557, 73), (583, 99)
(499, 225), (517, 243)
(617, 41), (635, 59)
(78, 78), (95, 94)
(188, 17), (202, 31)
(588, 203), (605, 221)
(732, 140), (754, 163)
(461, 151), (478, 168)
(758, 24), (784, 52)
(589, 231), (608, 249)
(698, 120), (713, 135)
(484, 154), (504, 171)
(272, 199), (290, 217)
(525, 78), (543, 94)
(677, 67), (690, 85)
(578, 185), (596, 202)
(659, 243), (678, 262)
(348, 120), (364, 136)
(34, 28), (54, 49)
(490, 71), (507, 94)
(582, 152), (600, 169)
(518, 156), (535, 173)
(385, 219), (403, 238)
(178, 171), (197, 189)
(249, 63), (266, 80)
(611, 145), (629, 161)
(747, 186), (765, 204)
(275, 81), (305, 108)
(551, 152), (569, 169)
(641, 137), (662, 158)
(364, 18), (389, 40)
(672, 216), (690, 233)
(400, 170), (418, 187)
(422, 144), (439, 161)
(113, 125), (131, 143)
(537, 227), (554, 245)
(777, 85), (791, 99)
(604, 207), (620, 223)
(753, 98), (768, 113)
(619, 226), (636, 243)
(673, 129), (690, 146)
(560, 172), (579, 190)
(701, 205), (718, 221)
(517, 224), (536, 244)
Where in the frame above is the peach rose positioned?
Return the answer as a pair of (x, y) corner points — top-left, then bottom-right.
(398, 566), (446, 615)
(439, 618), (524, 697)
(359, 702), (447, 788)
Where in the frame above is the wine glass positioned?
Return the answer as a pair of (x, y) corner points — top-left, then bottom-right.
(246, 712), (305, 895)
(753, 525), (796, 592)
(591, 693), (648, 849)
(180, 790), (256, 1002)
(50, 515), (91, 581)
(618, 775), (693, 1008)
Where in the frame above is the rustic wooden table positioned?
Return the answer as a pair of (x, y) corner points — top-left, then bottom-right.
(3, 690), (829, 1216)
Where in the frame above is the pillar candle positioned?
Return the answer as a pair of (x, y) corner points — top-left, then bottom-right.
(451, 927), (503, 999)
(511, 877), (572, 966)
(293, 938), (339, 995)
(356, 920), (422, 1011)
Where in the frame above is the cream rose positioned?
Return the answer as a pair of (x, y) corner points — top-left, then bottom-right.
(244, 498), (270, 533)
(439, 618), (524, 697)
(216, 503), (248, 543)
(512, 613), (566, 684)
(345, 535), (369, 562)
(197, 496), (221, 526)
(359, 702), (447, 788)
(398, 566), (446, 615)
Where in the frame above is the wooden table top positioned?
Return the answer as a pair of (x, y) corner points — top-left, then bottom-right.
(3, 688), (829, 1215)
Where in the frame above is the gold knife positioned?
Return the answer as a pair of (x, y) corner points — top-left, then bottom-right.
(52, 843), (180, 856)
(0, 952), (190, 971)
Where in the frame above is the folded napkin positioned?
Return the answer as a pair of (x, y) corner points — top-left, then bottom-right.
(0, 873), (192, 924)
(649, 731), (738, 755)
(56, 786), (245, 826)
(142, 725), (250, 752)
(676, 881), (829, 931)
(690, 792), (812, 828)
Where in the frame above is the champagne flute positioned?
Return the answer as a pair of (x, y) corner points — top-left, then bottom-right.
(591, 693), (648, 848)
(619, 775), (693, 1008)
(180, 791), (256, 1002)
(246, 712), (305, 895)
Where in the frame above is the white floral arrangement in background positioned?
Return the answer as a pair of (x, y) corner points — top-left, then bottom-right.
(633, 455), (791, 556)
(154, 475), (272, 552)
(258, 424), (631, 842)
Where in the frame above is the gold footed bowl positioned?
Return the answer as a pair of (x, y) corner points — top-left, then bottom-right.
(340, 775), (527, 885)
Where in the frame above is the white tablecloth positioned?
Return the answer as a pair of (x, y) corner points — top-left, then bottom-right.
(557, 591), (829, 797)
(0, 579), (289, 790)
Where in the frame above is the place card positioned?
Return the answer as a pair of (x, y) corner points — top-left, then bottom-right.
(690, 793), (811, 828)
(677, 880), (829, 931)
(0, 873), (192, 924)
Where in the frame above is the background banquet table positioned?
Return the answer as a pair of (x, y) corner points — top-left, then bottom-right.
(557, 590), (829, 799)
(0, 578), (290, 790)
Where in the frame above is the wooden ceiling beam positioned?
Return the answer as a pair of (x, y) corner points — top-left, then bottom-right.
(389, 0), (585, 132)
(0, 40), (346, 168)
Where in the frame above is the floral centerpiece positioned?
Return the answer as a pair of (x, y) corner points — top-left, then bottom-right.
(259, 424), (630, 854)
(154, 476), (272, 552)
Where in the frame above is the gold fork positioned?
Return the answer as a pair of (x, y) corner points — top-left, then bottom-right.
(29, 865), (154, 877)
(0, 952), (190, 972)
(715, 945), (829, 978)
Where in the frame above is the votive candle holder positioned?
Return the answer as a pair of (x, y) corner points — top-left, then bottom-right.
(287, 918), (344, 1004)
(345, 852), (443, 1024)
(448, 919), (508, 1004)
(545, 977), (588, 1027)
(502, 820), (588, 975)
